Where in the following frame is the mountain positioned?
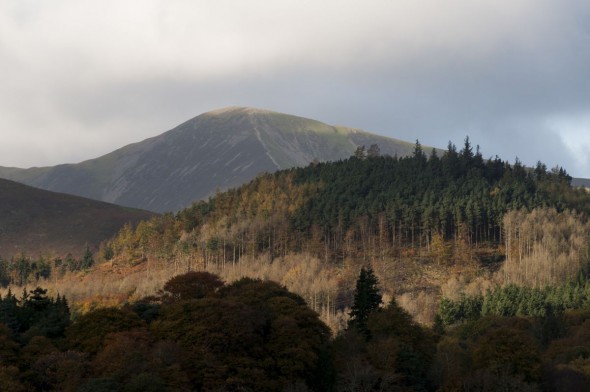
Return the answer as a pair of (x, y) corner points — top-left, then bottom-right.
(572, 177), (590, 188)
(0, 107), (428, 213)
(0, 178), (156, 258)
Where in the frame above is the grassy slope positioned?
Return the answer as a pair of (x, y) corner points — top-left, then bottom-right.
(252, 110), (356, 168)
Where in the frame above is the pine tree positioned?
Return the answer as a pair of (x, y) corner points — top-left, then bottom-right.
(0, 289), (19, 333)
(353, 145), (366, 160)
(367, 144), (381, 158)
(27, 287), (49, 311)
(348, 266), (382, 338)
(81, 245), (94, 269)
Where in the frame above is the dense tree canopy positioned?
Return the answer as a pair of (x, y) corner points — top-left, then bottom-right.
(1, 277), (590, 390)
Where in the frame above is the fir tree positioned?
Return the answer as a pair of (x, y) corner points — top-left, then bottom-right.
(81, 245), (94, 270)
(348, 266), (382, 338)
(353, 145), (366, 159)
(0, 289), (19, 333)
(367, 144), (381, 158)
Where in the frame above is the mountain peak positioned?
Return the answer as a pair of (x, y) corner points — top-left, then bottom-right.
(0, 108), (425, 213)
(204, 106), (276, 117)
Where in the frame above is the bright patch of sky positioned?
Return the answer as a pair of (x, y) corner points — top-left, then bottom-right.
(549, 115), (590, 175)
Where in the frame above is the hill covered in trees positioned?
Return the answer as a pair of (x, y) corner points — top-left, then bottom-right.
(63, 138), (587, 326)
(169, 138), (586, 262)
(4, 139), (589, 327)
(3, 139), (590, 390)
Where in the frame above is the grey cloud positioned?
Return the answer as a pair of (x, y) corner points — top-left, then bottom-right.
(1, 1), (590, 177)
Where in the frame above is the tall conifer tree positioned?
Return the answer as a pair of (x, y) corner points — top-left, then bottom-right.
(349, 266), (382, 338)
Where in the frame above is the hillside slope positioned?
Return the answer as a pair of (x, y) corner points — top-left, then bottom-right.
(84, 146), (589, 323)
(3, 142), (589, 332)
(0, 107), (426, 213)
(0, 178), (155, 258)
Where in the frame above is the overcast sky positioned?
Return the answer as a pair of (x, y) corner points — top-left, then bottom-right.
(1, 1), (589, 177)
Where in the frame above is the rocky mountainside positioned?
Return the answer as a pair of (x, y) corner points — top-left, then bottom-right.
(0, 178), (155, 258)
(0, 107), (427, 213)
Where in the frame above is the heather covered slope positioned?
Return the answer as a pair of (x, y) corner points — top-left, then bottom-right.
(0, 107), (430, 213)
(0, 178), (155, 258)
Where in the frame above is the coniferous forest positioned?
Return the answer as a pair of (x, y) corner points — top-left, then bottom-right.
(117, 138), (587, 274)
(2, 139), (590, 390)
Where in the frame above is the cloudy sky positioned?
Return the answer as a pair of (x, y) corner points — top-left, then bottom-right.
(1, 1), (589, 177)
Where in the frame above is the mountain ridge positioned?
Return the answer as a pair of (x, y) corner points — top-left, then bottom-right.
(0, 178), (156, 258)
(0, 107), (428, 213)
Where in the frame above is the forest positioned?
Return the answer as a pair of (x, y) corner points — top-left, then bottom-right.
(2, 139), (590, 390)
(3, 140), (590, 320)
(2, 269), (590, 390)
(101, 139), (589, 273)
(80, 138), (590, 325)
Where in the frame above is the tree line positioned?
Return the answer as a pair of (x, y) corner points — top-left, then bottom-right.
(0, 247), (94, 288)
(438, 278), (590, 327)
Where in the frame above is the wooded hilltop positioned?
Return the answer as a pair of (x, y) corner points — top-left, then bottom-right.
(95, 138), (590, 323)
(2, 138), (590, 390)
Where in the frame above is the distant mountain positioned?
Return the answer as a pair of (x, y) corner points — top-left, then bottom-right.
(0, 107), (431, 213)
(572, 177), (590, 188)
(0, 178), (155, 258)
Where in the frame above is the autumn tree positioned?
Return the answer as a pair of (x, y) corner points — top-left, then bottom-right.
(84, 328), (181, 391)
(433, 316), (543, 390)
(152, 276), (332, 391)
(430, 231), (453, 265)
(471, 326), (542, 386)
(161, 271), (224, 302)
(32, 350), (89, 392)
(66, 308), (145, 355)
(0, 365), (26, 392)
